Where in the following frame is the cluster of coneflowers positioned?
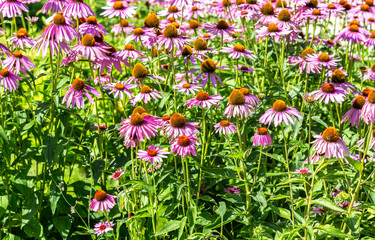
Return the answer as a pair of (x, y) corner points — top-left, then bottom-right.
(0, 0), (375, 237)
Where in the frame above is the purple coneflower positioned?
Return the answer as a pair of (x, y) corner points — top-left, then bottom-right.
(224, 186), (240, 194)
(305, 52), (340, 72)
(361, 90), (375, 122)
(112, 169), (125, 180)
(2, 51), (36, 75)
(125, 63), (164, 85)
(205, 19), (237, 36)
(103, 81), (135, 100)
(253, 127), (272, 147)
(237, 66), (254, 73)
(259, 99), (302, 127)
(41, 0), (67, 14)
(79, 16), (108, 37)
(319, 3), (345, 16)
(114, 43), (145, 61)
(294, 167), (311, 174)
(357, 129), (375, 151)
(101, 1), (136, 19)
(224, 89), (255, 119)
(62, 78), (101, 109)
(313, 206), (326, 214)
(137, 144), (169, 164)
(363, 64), (375, 81)
(93, 72), (111, 86)
(174, 81), (201, 95)
(310, 83), (346, 104)
(111, 19), (134, 36)
(64, 0), (94, 18)
(157, 24), (187, 51)
(341, 96), (366, 127)
(334, 22), (369, 44)
(170, 134), (199, 159)
(43, 13), (77, 42)
(148, 164), (162, 172)
(312, 127), (349, 159)
(287, 47), (319, 74)
(118, 113), (159, 141)
(255, 23), (292, 42)
(8, 28), (33, 49)
(258, 2), (276, 25)
(328, 68), (355, 93)
(221, 43), (256, 60)
(124, 27), (153, 45)
(72, 34), (109, 60)
(90, 190), (116, 212)
(274, 9), (299, 32)
(131, 85), (162, 105)
(0, 43), (11, 57)
(239, 87), (259, 108)
(158, 6), (182, 19)
(164, 113), (200, 139)
(365, 30), (375, 47)
(94, 124), (106, 132)
(184, 5), (205, 20)
(184, 91), (223, 109)
(0, 68), (22, 92)
(0, 0), (28, 18)
(214, 120), (236, 135)
(302, 9), (328, 21)
(331, 188), (342, 197)
(94, 221), (114, 236)
(187, 59), (227, 88)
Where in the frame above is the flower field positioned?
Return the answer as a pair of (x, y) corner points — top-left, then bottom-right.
(1, 0), (375, 239)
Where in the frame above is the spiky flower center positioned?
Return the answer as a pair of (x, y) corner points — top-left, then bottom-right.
(94, 32), (104, 42)
(132, 63), (149, 78)
(278, 9), (291, 21)
(220, 120), (230, 127)
(168, 6), (178, 13)
(133, 106), (147, 115)
(318, 53), (330, 62)
(201, 59), (217, 73)
(241, 10), (248, 15)
(0, 68), (10, 77)
(133, 28), (144, 36)
(240, 66), (249, 71)
(312, 9), (321, 15)
(233, 43), (245, 52)
(99, 225), (106, 230)
(322, 127), (339, 142)
(53, 13), (66, 25)
(118, 20), (128, 29)
(257, 127), (268, 135)
(182, 46), (193, 56)
(343, 3), (351, 10)
(368, 91), (375, 103)
(13, 51), (22, 58)
(361, 4), (370, 11)
(194, 38), (208, 51)
(192, 6), (198, 11)
(125, 43), (135, 50)
(246, 0), (257, 3)
(217, 20), (229, 29)
(352, 95), (365, 109)
(367, 0), (374, 6)
(182, 83), (191, 88)
(370, 30), (375, 38)
(177, 135), (190, 146)
(113, 1), (125, 10)
(95, 190), (107, 201)
(349, 20), (359, 26)
(301, 47), (315, 60)
(144, 12), (159, 28)
(272, 100), (287, 112)
(222, 0), (231, 7)
(162, 115), (170, 121)
(321, 83), (335, 93)
(113, 171), (122, 179)
(115, 83), (125, 90)
(239, 87), (250, 96)
(72, 78), (85, 91)
(71, 0), (84, 2)
(363, 88), (372, 97)
(350, 24), (359, 32)
(86, 16), (97, 25)
(261, 2), (274, 15)
(228, 89), (245, 105)
(195, 91), (209, 100)
(148, 149), (157, 156)
(170, 113), (186, 128)
(306, 0), (318, 8)
(163, 24), (178, 38)
(189, 20), (199, 29)
(82, 34), (95, 46)
(327, 39), (334, 44)
(267, 23), (279, 32)
(17, 28), (28, 38)
(331, 69), (346, 83)
(171, 22), (179, 28)
(328, 3), (336, 9)
(276, 0), (287, 8)
(140, 85), (151, 93)
(130, 113), (144, 126)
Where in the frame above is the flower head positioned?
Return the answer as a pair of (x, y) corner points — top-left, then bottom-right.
(89, 190), (116, 212)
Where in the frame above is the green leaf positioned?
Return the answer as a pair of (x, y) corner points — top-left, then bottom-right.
(187, 206), (196, 234)
(312, 198), (346, 213)
(155, 220), (180, 236)
(269, 206), (290, 219)
(53, 216), (72, 239)
(316, 225), (354, 238)
(268, 195), (290, 201)
(312, 116), (328, 128)
(345, 156), (363, 172)
(42, 135), (64, 166)
(178, 217), (187, 240)
(215, 201), (226, 218)
(23, 218), (43, 238)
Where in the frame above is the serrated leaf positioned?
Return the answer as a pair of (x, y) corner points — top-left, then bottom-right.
(312, 198), (346, 213)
